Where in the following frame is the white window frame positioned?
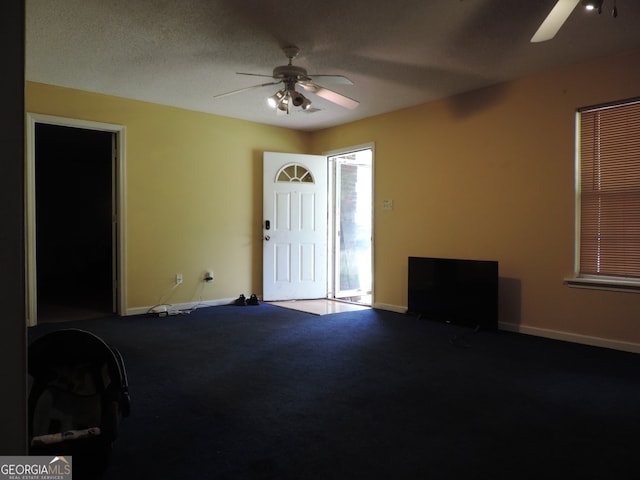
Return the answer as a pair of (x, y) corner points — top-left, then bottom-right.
(566, 99), (640, 293)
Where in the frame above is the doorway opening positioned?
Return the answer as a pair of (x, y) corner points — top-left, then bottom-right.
(36, 125), (113, 322)
(329, 147), (373, 306)
(26, 114), (126, 325)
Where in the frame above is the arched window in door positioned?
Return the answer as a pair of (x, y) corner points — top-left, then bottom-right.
(276, 163), (314, 183)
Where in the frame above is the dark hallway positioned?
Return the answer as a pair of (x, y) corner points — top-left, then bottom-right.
(35, 123), (114, 322)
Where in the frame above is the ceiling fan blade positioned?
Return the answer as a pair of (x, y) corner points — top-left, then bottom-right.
(213, 81), (282, 99)
(299, 82), (359, 109)
(236, 72), (276, 79)
(307, 74), (354, 85)
(531, 0), (580, 43)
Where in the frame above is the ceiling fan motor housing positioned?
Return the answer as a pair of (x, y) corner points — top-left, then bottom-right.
(273, 65), (309, 81)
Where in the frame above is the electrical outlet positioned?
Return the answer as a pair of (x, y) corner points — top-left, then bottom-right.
(176, 273), (183, 285)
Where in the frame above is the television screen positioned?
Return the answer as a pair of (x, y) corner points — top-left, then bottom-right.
(408, 256), (498, 330)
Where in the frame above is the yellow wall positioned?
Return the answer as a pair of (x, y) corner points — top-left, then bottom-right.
(26, 49), (640, 348)
(311, 49), (640, 346)
(26, 82), (310, 310)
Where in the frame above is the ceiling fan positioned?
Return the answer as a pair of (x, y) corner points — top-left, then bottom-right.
(531, 0), (618, 43)
(213, 46), (359, 114)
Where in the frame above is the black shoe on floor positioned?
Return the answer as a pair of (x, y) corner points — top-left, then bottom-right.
(234, 294), (247, 306)
(247, 294), (260, 306)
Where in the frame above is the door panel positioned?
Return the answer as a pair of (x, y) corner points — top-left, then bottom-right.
(263, 152), (327, 301)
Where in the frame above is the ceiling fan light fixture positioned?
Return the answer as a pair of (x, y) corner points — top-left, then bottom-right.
(276, 91), (290, 113)
(290, 91), (307, 107)
(581, 0), (603, 12)
(267, 90), (286, 108)
(268, 87), (312, 113)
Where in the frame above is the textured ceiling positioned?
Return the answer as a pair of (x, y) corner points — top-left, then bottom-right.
(26, 0), (640, 131)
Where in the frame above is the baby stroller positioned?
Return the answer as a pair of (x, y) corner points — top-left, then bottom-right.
(28, 328), (131, 473)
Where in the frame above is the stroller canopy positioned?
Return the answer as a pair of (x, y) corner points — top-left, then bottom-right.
(28, 328), (130, 470)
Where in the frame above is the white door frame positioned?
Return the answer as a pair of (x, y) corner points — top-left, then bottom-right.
(326, 143), (375, 304)
(25, 113), (127, 326)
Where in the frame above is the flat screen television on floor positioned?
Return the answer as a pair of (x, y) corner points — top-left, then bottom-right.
(408, 256), (498, 330)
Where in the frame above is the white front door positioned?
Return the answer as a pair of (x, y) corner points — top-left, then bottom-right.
(263, 152), (327, 301)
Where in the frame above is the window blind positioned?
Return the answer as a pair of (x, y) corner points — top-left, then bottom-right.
(579, 99), (640, 278)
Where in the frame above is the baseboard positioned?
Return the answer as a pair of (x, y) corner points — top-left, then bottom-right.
(372, 303), (640, 354)
(373, 302), (407, 314)
(499, 321), (640, 354)
(126, 297), (236, 316)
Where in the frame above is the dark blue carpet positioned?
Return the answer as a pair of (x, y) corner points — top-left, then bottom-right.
(28, 304), (640, 479)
